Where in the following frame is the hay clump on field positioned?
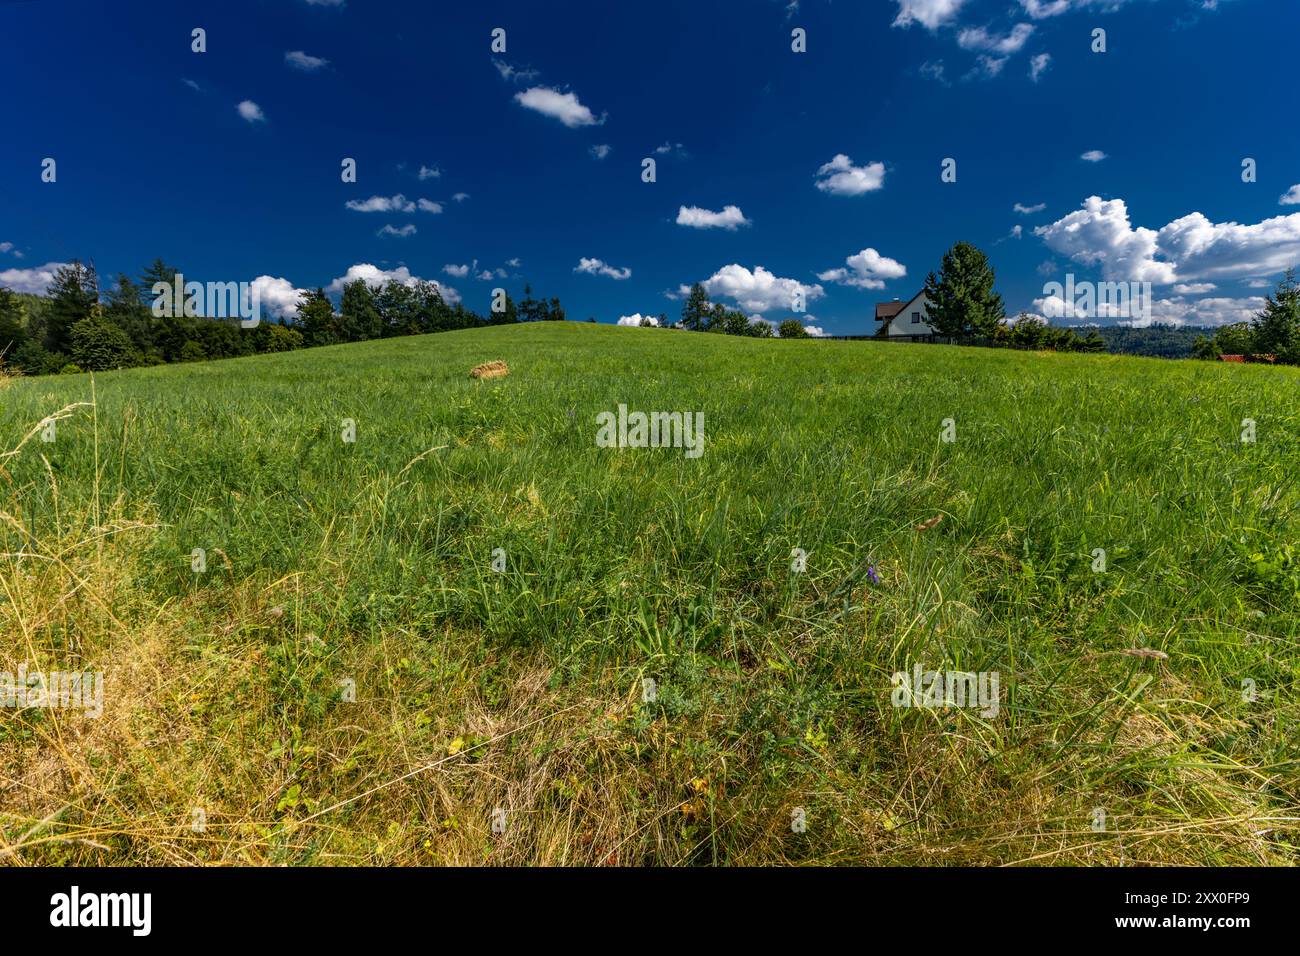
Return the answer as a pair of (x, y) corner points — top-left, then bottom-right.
(470, 360), (509, 380)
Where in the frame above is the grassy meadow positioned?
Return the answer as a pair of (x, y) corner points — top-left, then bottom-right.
(1, 321), (1297, 865)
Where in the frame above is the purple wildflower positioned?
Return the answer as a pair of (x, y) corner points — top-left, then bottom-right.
(866, 565), (880, 585)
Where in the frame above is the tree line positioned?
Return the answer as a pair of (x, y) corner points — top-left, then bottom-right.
(0, 260), (571, 375)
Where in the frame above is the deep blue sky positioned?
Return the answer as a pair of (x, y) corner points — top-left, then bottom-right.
(2, 0), (1297, 333)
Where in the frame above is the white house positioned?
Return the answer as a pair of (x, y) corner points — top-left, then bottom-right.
(875, 290), (934, 340)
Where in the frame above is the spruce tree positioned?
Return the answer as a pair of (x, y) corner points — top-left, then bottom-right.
(922, 242), (1006, 338)
(45, 261), (99, 354)
(680, 282), (711, 331)
(1250, 268), (1300, 363)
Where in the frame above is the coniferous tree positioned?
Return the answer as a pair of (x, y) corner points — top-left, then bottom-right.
(922, 242), (1005, 338)
(105, 274), (154, 353)
(45, 261), (99, 354)
(1250, 268), (1300, 363)
(339, 279), (383, 341)
(297, 288), (339, 346)
(489, 292), (518, 325)
(139, 259), (184, 311)
(517, 284), (542, 323)
(680, 282), (711, 331)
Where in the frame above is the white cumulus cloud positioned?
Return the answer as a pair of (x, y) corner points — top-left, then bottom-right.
(617, 313), (659, 327)
(326, 263), (460, 304)
(676, 205), (751, 230)
(514, 86), (604, 128)
(818, 248), (908, 290)
(687, 264), (825, 314)
(814, 154), (886, 196)
(575, 257), (631, 280)
(0, 262), (66, 295)
(237, 100), (266, 123)
(250, 276), (306, 318)
(1035, 195), (1300, 285)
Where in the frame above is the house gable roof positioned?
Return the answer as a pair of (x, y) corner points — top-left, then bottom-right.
(875, 290), (927, 323)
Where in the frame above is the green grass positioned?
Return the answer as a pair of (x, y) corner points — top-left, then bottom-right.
(1, 322), (1297, 865)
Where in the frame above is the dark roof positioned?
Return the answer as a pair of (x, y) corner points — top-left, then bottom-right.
(875, 290), (926, 323)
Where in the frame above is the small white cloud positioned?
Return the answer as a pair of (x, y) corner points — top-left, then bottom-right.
(417, 165), (441, 180)
(182, 78), (202, 92)
(506, 258), (520, 268)
(1029, 52), (1052, 82)
(378, 224), (417, 238)
(589, 144), (612, 160)
(814, 154), (886, 196)
(1019, 0), (1070, 18)
(575, 257), (631, 280)
(237, 100), (266, 123)
(514, 86), (604, 128)
(443, 264), (470, 278)
(1010, 225), (1023, 239)
(818, 248), (908, 290)
(493, 59), (541, 84)
(893, 0), (970, 31)
(958, 23), (1034, 55)
(918, 60), (949, 85)
(804, 325), (828, 337)
(968, 55), (1006, 79)
(285, 50), (329, 71)
(1173, 282), (1217, 295)
(452, 192), (470, 203)
(1081, 149), (1108, 162)
(345, 194), (432, 213)
(1015, 202), (1047, 214)
(655, 141), (685, 155)
(676, 205), (751, 230)
(1280, 184), (1300, 206)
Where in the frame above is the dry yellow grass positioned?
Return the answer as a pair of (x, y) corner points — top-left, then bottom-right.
(468, 360), (509, 380)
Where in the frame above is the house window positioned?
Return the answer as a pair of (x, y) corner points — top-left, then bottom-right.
(911, 312), (921, 324)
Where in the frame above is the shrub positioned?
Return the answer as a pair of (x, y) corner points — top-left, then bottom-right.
(69, 314), (138, 371)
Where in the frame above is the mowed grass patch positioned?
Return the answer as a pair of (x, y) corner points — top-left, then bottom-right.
(1, 322), (1297, 864)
